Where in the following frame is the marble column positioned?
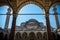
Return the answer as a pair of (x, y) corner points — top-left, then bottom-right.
(4, 7), (11, 31)
(53, 6), (60, 29)
(45, 12), (53, 40)
(9, 12), (17, 40)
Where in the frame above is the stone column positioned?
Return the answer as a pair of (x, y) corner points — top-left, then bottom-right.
(45, 11), (53, 40)
(4, 7), (11, 31)
(9, 12), (17, 40)
(53, 6), (60, 30)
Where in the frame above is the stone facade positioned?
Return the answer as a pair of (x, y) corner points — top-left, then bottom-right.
(15, 19), (46, 34)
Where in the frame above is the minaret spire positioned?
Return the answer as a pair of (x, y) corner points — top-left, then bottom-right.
(4, 7), (11, 31)
(53, 5), (60, 30)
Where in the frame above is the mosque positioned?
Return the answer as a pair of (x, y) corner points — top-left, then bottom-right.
(0, 0), (60, 40)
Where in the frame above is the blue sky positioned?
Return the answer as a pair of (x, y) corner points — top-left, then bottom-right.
(0, 4), (60, 29)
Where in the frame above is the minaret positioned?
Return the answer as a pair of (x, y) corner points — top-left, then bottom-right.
(4, 7), (11, 31)
(53, 6), (60, 30)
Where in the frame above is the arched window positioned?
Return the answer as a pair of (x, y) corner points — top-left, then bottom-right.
(49, 4), (60, 31)
(0, 6), (13, 29)
(16, 4), (46, 31)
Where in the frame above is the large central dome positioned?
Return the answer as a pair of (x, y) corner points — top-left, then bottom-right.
(25, 19), (40, 30)
(28, 19), (38, 22)
(26, 19), (39, 25)
(16, 19), (45, 31)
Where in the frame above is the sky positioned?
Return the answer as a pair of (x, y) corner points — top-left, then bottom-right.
(0, 4), (60, 29)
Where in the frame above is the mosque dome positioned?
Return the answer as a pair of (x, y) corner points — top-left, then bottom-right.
(28, 19), (38, 23)
(25, 19), (40, 30)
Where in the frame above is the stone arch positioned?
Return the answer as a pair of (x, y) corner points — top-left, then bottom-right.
(15, 32), (22, 40)
(29, 32), (36, 40)
(49, 1), (60, 10)
(22, 32), (28, 40)
(16, 2), (46, 29)
(43, 32), (47, 40)
(36, 32), (42, 40)
(17, 0), (45, 14)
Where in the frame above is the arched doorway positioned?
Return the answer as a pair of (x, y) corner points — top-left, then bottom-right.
(29, 32), (36, 40)
(22, 32), (28, 40)
(36, 32), (42, 40)
(15, 32), (22, 40)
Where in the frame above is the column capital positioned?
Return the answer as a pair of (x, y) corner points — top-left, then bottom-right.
(13, 13), (17, 19)
(45, 11), (49, 17)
